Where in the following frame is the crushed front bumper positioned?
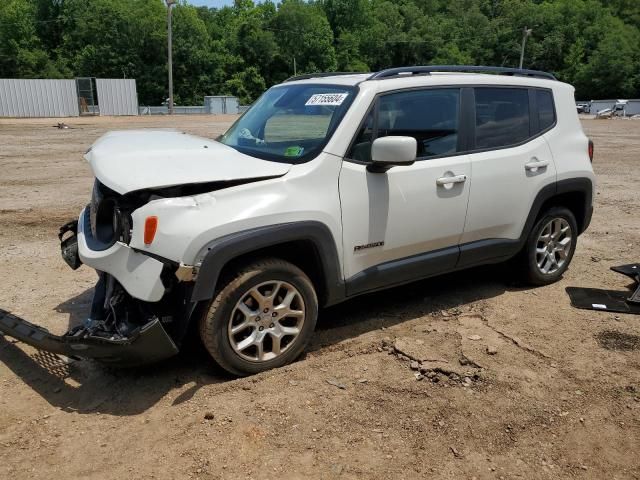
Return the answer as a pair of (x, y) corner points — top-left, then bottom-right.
(77, 208), (166, 302)
(0, 309), (178, 367)
(0, 216), (181, 367)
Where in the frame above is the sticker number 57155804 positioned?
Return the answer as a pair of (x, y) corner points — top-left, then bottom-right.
(305, 93), (349, 106)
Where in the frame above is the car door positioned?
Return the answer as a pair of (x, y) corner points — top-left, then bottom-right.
(458, 87), (558, 266)
(339, 87), (471, 295)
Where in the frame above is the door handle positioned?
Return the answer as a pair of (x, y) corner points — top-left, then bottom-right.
(436, 174), (467, 186)
(525, 158), (550, 171)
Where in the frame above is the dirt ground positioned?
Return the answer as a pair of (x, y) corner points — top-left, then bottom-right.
(0, 115), (639, 480)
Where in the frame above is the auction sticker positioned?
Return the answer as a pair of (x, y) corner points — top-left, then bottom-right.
(305, 93), (349, 106)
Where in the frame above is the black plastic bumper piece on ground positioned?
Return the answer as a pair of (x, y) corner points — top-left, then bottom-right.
(566, 287), (640, 315)
(611, 264), (640, 305)
(59, 220), (82, 270)
(611, 263), (640, 281)
(0, 309), (179, 367)
(566, 263), (640, 314)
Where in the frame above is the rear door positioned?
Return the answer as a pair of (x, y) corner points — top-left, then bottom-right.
(459, 87), (557, 266)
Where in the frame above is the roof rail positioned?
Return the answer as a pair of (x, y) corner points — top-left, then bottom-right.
(284, 72), (367, 82)
(368, 65), (557, 81)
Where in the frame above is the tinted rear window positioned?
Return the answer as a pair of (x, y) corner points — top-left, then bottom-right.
(475, 88), (530, 149)
(537, 89), (555, 131)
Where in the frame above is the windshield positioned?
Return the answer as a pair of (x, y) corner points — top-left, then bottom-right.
(219, 84), (357, 163)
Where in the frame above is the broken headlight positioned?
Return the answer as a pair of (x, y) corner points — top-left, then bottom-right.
(89, 180), (132, 246)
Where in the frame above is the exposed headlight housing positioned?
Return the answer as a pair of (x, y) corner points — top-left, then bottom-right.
(89, 180), (128, 246)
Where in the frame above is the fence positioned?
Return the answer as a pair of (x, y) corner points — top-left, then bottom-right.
(139, 106), (207, 115)
(96, 79), (138, 116)
(1, 78), (245, 117)
(139, 103), (247, 115)
(0, 78), (138, 117)
(0, 79), (79, 117)
(204, 96), (239, 114)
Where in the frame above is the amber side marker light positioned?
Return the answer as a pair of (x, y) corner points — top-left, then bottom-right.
(144, 216), (158, 245)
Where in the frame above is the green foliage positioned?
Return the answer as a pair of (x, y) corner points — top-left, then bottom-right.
(0, 0), (639, 103)
(58, 0), (167, 103)
(272, 0), (337, 74)
(573, 17), (640, 98)
(0, 0), (60, 77)
(224, 66), (266, 104)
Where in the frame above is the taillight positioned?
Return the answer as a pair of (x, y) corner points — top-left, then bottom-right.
(144, 216), (158, 245)
(588, 139), (594, 163)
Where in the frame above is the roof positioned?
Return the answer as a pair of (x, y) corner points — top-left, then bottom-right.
(281, 73), (369, 87)
(282, 66), (561, 89)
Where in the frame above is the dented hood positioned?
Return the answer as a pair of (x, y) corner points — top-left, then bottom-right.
(85, 130), (291, 194)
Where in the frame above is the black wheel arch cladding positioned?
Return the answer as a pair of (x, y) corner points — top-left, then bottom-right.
(191, 222), (345, 306)
(518, 177), (593, 245)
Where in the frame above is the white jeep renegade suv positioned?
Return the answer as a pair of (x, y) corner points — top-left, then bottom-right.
(0, 66), (595, 375)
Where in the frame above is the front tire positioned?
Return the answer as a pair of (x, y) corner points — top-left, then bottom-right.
(521, 206), (578, 286)
(199, 258), (318, 376)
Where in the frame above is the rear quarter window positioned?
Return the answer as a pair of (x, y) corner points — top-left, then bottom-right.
(536, 89), (556, 132)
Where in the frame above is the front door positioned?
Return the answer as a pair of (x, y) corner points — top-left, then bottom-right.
(339, 87), (471, 295)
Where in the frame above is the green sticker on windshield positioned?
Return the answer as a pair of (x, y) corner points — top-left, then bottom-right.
(284, 146), (304, 157)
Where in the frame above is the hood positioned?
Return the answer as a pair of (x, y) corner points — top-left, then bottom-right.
(85, 130), (291, 194)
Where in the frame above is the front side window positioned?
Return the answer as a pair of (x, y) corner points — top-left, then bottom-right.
(220, 84), (356, 163)
(349, 88), (461, 161)
(350, 110), (375, 163)
(475, 87), (530, 149)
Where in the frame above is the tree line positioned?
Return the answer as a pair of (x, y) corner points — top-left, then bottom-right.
(1, 0), (639, 105)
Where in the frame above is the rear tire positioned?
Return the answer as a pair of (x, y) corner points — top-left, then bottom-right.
(199, 258), (318, 376)
(520, 206), (578, 286)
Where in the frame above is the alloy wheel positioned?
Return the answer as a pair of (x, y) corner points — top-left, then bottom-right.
(228, 281), (305, 362)
(535, 218), (573, 275)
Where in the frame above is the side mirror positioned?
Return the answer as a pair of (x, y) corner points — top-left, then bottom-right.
(367, 136), (417, 173)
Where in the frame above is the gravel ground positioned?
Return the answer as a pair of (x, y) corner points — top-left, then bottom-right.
(0, 115), (639, 480)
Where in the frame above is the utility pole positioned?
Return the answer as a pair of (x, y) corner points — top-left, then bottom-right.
(519, 26), (532, 69)
(166, 0), (176, 114)
(293, 57), (297, 76)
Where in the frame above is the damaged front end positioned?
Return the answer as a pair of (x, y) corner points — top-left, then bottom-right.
(63, 270), (183, 366)
(0, 308), (178, 367)
(0, 258), (184, 366)
(0, 182), (199, 367)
